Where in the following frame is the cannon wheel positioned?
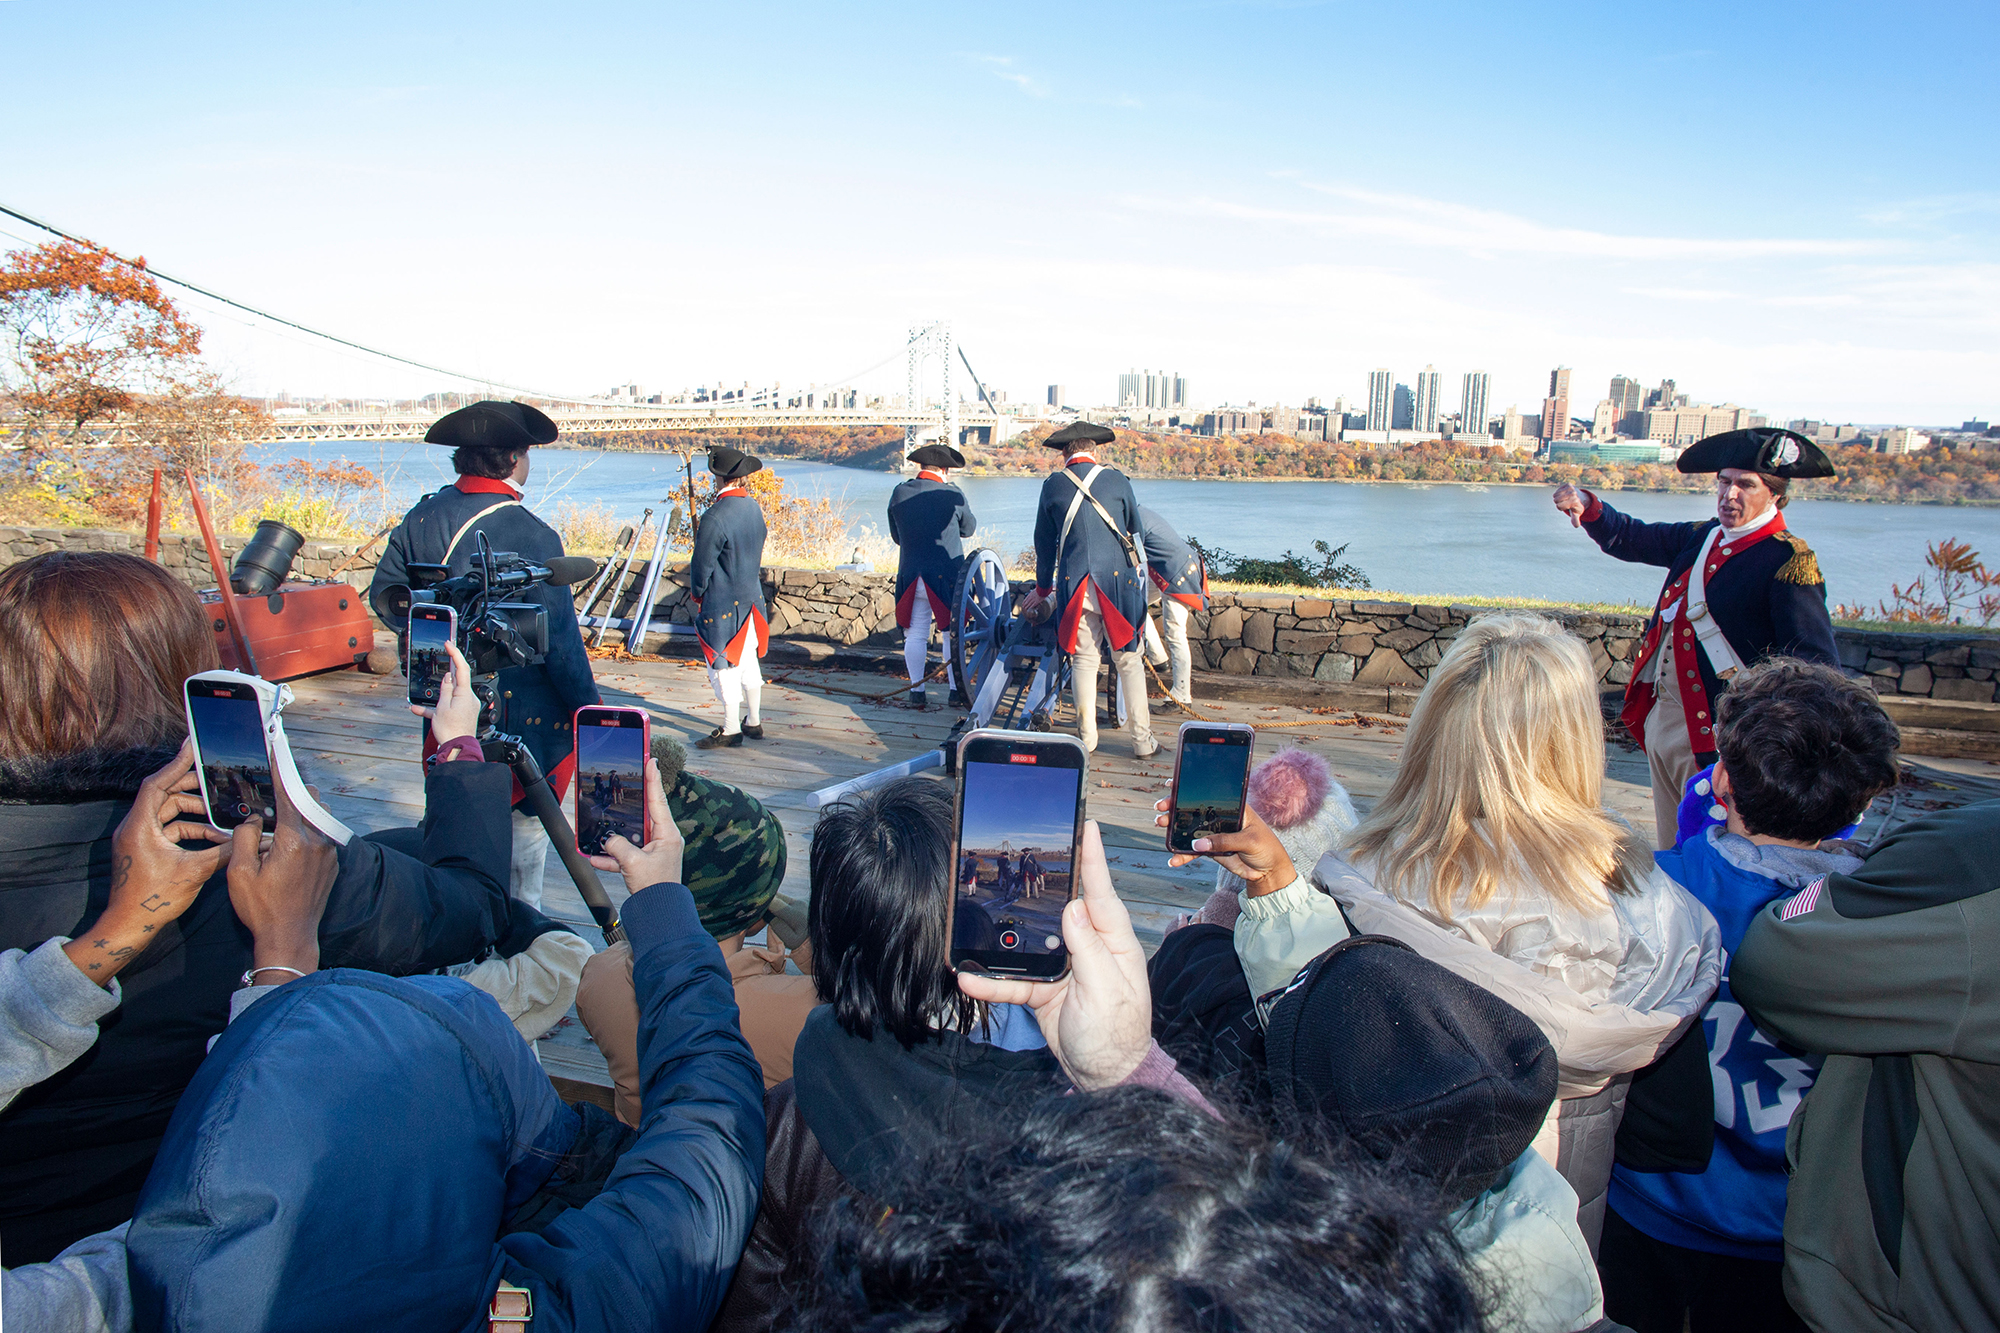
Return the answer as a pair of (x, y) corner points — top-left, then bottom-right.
(952, 549), (1012, 709)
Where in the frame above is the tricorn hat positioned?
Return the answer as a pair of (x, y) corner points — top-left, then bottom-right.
(1264, 934), (1558, 1206)
(1676, 427), (1834, 479)
(907, 444), (965, 469)
(708, 446), (763, 481)
(424, 400), (559, 450)
(1044, 421), (1116, 450)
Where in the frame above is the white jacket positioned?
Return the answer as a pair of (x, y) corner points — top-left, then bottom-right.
(1235, 851), (1721, 1248)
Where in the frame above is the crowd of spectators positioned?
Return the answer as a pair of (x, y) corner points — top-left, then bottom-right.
(2, 556), (1994, 1333)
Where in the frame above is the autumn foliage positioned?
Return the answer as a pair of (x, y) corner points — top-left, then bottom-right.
(0, 239), (376, 535)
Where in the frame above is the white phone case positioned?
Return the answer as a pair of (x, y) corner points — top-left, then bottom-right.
(186, 669), (353, 846)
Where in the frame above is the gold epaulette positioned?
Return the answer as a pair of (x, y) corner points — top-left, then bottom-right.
(1774, 530), (1823, 586)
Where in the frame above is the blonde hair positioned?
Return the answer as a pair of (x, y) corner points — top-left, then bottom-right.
(1346, 612), (1648, 922)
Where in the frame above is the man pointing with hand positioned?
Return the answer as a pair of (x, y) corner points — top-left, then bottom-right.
(1552, 427), (1841, 845)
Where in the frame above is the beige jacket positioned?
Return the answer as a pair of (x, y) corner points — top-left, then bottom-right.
(1235, 851), (1721, 1249)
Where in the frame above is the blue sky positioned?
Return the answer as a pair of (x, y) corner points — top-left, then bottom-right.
(3, 1), (1993, 423)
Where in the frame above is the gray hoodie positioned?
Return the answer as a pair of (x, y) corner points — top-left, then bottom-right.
(1, 940), (130, 1333)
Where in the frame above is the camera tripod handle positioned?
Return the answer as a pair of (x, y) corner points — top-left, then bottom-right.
(480, 729), (622, 944)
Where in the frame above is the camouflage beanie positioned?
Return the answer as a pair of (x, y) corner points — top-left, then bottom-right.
(653, 733), (787, 939)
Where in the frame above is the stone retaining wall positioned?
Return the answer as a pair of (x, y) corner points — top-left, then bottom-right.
(0, 526), (381, 595)
(6, 528), (1995, 704)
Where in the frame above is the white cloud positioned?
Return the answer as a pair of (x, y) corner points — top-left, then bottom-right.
(966, 54), (1049, 98)
(1158, 181), (1900, 260)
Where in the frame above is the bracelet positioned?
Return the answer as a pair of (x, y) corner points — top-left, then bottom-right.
(240, 965), (307, 987)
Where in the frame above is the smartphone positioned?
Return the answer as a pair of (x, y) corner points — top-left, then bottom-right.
(185, 677), (277, 832)
(406, 604), (457, 707)
(1167, 722), (1255, 854)
(949, 729), (1088, 981)
(575, 706), (651, 856)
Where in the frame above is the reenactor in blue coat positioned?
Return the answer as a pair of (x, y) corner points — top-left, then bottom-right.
(1027, 422), (1158, 758)
(689, 446), (770, 750)
(369, 399), (603, 906)
(888, 443), (976, 709)
(1137, 506), (1208, 714)
(1553, 427), (1840, 845)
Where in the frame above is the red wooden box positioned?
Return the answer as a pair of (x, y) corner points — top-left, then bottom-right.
(199, 580), (376, 682)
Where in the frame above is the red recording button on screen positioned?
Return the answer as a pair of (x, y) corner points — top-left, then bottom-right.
(1000, 930), (1020, 949)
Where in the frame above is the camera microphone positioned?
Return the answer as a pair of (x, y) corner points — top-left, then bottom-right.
(544, 556), (600, 587)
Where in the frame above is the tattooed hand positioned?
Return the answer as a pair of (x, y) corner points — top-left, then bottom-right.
(63, 740), (234, 987)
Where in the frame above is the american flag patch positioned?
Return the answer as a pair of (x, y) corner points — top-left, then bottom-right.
(1781, 877), (1826, 921)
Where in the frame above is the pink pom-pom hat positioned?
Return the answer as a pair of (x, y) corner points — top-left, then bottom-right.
(1247, 747), (1334, 830)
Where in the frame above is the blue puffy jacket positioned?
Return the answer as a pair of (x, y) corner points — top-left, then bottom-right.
(127, 883), (764, 1333)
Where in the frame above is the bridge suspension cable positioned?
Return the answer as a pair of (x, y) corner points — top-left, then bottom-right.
(0, 201), (980, 426)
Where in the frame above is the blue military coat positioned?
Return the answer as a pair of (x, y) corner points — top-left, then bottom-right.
(1583, 494), (1838, 763)
(369, 479), (601, 776)
(887, 470), (976, 626)
(689, 490), (768, 667)
(1033, 453), (1149, 653)
(1138, 506), (1207, 610)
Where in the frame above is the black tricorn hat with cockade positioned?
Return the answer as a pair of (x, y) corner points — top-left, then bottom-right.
(908, 444), (965, 469)
(424, 400), (559, 449)
(1676, 428), (1834, 479)
(707, 446), (764, 481)
(1044, 421), (1116, 449)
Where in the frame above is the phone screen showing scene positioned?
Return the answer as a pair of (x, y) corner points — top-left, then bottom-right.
(407, 610), (453, 706)
(953, 744), (1083, 970)
(576, 710), (647, 855)
(188, 683), (274, 830)
(1170, 728), (1254, 852)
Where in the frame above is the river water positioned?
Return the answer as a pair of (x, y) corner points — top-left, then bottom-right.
(253, 442), (2000, 612)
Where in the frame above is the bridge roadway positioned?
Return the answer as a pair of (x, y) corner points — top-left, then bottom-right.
(260, 404), (1018, 445)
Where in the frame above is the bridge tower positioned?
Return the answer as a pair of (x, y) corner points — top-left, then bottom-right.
(904, 321), (958, 466)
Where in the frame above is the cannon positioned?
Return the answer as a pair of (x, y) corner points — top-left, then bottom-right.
(949, 548), (1073, 734)
(808, 547), (1074, 806)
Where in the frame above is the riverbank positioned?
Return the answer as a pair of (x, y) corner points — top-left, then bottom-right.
(537, 441), (2000, 507)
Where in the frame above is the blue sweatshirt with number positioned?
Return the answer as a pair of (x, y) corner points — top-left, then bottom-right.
(1607, 771), (1862, 1261)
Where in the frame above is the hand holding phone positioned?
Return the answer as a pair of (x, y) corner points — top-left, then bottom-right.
(1166, 723), (1254, 854)
(949, 730), (1087, 981)
(405, 605), (457, 707)
(1155, 800), (1298, 895)
(956, 821), (1153, 1091)
(575, 706), (652, 857)
(408, 642), (479, 742)
(586, 756), (684, 892)
(227, 763), (340, 980)
(62, 741), (233, 986)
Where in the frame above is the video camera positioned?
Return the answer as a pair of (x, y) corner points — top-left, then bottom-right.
(380, 534), (597, 679)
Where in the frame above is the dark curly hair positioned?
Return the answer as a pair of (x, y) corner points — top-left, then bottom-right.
(1716, 658), (1901, 842)
(809, 777), (977, 1047)
(451, 444), (527, 481)
(783, 1087), (1486, 1333)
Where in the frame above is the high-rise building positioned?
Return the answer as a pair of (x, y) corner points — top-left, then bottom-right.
(1047, 384), (1066, 408)
(1591, 399), (1617, 441)
(1460, 371), (1490, 438)
(1117, 369), (1186, 411)
(1392, 384), (1414, 431)
(1609, 375), (1643, 437)
(1644, 379), (1684, 410)
(1413, 365), (1442, 432)
(1366, 369), (1394, 432)
(1541, 366), (1572, 442)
